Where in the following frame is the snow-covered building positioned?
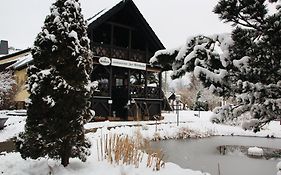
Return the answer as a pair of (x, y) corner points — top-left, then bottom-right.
(0, 48), (31, 71)
(0, 0), (167, 119)
(167, 93), (185, 110)
(87, 0), (165, 120)
(0, 48), (31, 108)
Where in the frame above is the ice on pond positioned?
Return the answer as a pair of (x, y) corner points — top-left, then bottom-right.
(248, 147), (264, 157)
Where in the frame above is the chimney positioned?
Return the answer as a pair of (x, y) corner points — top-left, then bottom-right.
(0, 40), (8, 54)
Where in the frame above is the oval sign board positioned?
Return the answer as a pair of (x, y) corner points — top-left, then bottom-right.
(99, 57), (111, 66)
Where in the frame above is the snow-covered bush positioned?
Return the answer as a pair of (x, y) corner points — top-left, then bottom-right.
(247, 147), (263, 157)
(241, 119), (260, 131)
(150, 0), (281, 131)
(17, 0), (93, 167)
(177, 73), (221, 110)
(0, 71), (16, 109)
(210, 105), (233, 124)
(210, 105), (256, 129)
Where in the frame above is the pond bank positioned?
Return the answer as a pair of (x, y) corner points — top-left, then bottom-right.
(151, 136), (281, 175)
(218, 144), (281, 160)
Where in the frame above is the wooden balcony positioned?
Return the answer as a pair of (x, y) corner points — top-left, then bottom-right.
(129, 85), (160, 99)
(91, 42), (149, 62)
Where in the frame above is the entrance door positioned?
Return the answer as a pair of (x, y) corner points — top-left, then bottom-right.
(111, 68), (129, 120)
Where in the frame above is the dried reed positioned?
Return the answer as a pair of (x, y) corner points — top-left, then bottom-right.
(96, 131), (165, 171)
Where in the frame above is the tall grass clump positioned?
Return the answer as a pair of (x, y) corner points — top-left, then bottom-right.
(96, 131), (165, 171)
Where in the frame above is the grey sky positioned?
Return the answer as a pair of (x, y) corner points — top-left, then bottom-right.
(0, 0), (231, 50)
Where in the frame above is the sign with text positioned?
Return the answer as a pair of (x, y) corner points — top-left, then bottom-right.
(111, 58), (146, 70)
(99, 57), (111, 66)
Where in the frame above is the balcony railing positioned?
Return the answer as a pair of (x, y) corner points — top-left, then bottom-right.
(91, 42), (148, 62)
(129, 85), (160, 99)
(130, 85), (145, 98)
(146, 86), (160, 99)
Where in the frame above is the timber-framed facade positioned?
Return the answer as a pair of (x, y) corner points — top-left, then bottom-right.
(88, 0), (165, 121)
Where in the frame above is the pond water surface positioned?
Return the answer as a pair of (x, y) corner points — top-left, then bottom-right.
(151, 136), (281, 175)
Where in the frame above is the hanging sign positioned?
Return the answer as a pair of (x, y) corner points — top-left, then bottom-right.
(111, 58), (146, 70)
(99, 57), (111, 66)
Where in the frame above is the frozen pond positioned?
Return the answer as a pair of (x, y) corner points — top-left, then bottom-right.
(151, 136), (281, 175)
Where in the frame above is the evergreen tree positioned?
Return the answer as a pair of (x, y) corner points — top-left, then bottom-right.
(150, 0), (281, 131)
(16, 0), (93, 166)
(192, 91), (209, 111)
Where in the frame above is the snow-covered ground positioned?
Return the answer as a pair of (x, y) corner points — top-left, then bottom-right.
(0, 110), (280, 175)
(0, 110), (26, 142)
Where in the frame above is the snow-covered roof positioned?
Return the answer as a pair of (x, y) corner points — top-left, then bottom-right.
(7, 52), (33, 69)
(86, 0), (123, 24)
(167, 92), (176, 100)
(0, 57), (21, 66)
(0, 48), (31, 69)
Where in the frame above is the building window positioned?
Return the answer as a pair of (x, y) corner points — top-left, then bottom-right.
(116, 78), (123, 87)
(92, 24), (111, 45)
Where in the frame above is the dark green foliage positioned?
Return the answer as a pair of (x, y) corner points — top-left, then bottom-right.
(150, 0), (281, 131)
(192, 91), (209, 111)
(214, 0), (267, 26)
(16, 0), (93, 166)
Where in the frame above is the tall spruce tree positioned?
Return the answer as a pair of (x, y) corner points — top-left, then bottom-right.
(16, 0), (93, 166)
(150, 0), (281, 131)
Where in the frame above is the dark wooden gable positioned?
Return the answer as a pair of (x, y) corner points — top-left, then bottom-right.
(87, 0), (165, 120)
(87, 0), (164, 63)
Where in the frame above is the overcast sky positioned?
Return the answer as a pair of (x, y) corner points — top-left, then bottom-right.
(0, 0), (231, 50)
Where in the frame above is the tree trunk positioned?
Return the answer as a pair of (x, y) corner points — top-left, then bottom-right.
(61, 140), (71, 167)
(61, 154), (70, 167)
